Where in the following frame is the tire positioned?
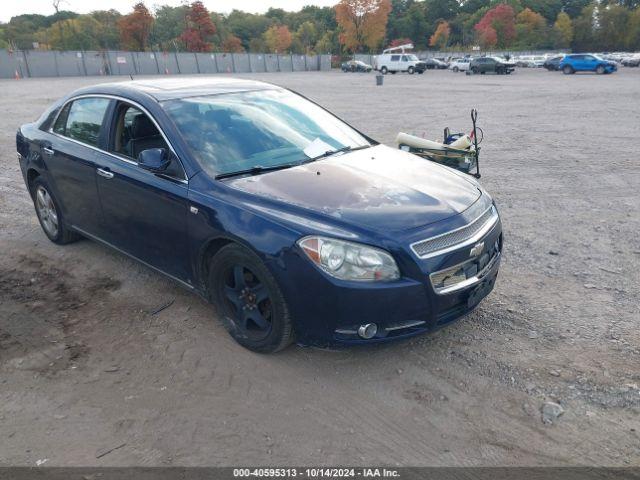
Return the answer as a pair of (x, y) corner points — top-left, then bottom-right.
(562, 65), (574, 75)
(418, 70), (424, 74)
(471, 67), (478, 74)
(31, 177), (80, 245)
(596, 65), (606, 75)
(390, 70), (396, 74)
(453, 66), (459, 72)
(208, 244), (294, 353)
(407, 66), (415, 74)
(380, 66), (388, 74)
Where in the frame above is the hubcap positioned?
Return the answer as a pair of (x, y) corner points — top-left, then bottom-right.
(35, 186), (59, 237)
(222, 265), (272, 340)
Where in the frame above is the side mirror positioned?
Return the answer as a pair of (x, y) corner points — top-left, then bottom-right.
(137, 148), (170, 172)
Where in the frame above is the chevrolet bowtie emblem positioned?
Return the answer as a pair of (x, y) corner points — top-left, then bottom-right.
(470, 241), (485, 257)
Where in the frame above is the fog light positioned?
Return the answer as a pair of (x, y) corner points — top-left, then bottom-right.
(358, 323), (378, 339)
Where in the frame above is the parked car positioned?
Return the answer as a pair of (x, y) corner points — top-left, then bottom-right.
(560, 54), (617, 74)
(376, 53), (426, 74)
(424, 58), (449, 69)
(543, 56), (564, 71)
(469, 57), (516, 74)
(449, 58), (471, 72)
(16, 78), (502, 353)
(621, 55), (640, 67)
(341, 60), (372, 72)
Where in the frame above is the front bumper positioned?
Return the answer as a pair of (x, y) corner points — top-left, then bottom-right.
(274, 215), (503, 347)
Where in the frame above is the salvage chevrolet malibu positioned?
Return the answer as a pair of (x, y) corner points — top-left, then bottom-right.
(16, 78), (502, 353)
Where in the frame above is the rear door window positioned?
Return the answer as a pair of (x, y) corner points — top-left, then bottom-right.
(55, 97), (111, 147)
(390, 55), (400, 61)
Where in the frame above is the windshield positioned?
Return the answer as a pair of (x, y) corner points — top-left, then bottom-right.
(407, 54), (419, 61)
(162, 89), (371, 177)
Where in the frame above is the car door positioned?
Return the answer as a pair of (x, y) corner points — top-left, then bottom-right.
(93, 101), (192, 284)
(46, 96), (112, 235)
(583, 55), (596, 71)
(390, 55), (400, 71)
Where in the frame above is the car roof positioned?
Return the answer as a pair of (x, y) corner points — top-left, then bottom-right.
(70, 77), (279, 102)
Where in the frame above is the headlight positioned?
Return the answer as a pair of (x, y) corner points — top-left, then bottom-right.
(297, 236), (400, 282)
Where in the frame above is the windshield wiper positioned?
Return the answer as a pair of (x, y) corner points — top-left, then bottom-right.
(300, 144), (372, 164)
(215, 163), (299, 180)
(215, 144), (373, 180)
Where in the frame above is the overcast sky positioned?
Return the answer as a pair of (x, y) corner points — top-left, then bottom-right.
(2, 0), (339, 22)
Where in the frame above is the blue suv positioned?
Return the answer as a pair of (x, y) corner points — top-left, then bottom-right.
(560, 54), (617, 75)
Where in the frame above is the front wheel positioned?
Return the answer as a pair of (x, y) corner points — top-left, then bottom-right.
(453, 66), (459, 72)
(208, 244), (294, 353)
(471, 67), (478, 74)
(596, 65), (606, 74)
(562, 65), (574, 75)
(407, 66), (415, 74)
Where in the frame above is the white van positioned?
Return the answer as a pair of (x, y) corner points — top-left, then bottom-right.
(374, 44), (426, 74)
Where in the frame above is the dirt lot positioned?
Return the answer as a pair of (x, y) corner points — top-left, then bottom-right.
(1, 68), (639, 467)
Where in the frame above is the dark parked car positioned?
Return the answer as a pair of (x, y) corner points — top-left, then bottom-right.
(543, 56), (564, 71)
(621, 56), (640, 67)
(559, 54), (617, 74)
(16, 78), (502, 353)
(469, 57), (516, 74)
(424, 58), (449, 70)
(341, 60), (372, 72)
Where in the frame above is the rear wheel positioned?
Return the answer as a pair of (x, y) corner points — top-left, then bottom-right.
(562, 65), (574, 75)
(471, 67), (478, 74)
(380, 66), (388, 74)
(31, 178), (79, 245)
(596, 65), (606, 74)
(208, 244), (294, 353)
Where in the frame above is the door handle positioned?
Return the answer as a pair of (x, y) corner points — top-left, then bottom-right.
(97, 168), (114, 179)
(42, 146), (55, 155)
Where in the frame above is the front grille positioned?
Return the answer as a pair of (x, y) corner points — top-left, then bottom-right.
(411, 205), (498, 258)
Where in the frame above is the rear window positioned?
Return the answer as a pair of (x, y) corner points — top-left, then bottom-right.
(53, 97), (110, 147)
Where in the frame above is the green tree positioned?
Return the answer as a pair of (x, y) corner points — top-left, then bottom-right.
(226, 10), (273, 50)
(571, 2), (596, 51)
(151, 5), (188, 50)
(553, 11), (573, 47)
(295, 21), (318, 53)
(627, 6), (640, 49)
(598, 3), (630, 50)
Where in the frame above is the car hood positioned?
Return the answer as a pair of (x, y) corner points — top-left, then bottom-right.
(225, 145), (481, 233)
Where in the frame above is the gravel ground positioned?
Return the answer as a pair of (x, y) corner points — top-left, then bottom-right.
(0, 68), (639, 467)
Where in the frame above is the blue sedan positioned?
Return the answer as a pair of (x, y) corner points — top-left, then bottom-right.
(560, 54), (617, 74)
(16, 78), (502, 352)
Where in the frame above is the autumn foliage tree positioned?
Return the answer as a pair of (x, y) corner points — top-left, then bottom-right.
(263, 25), (292, 53)
(179, 1), (216, 52)
(118, 2), (153, 50)
(335, 0), (391, 52)
(221, 34), (244, 52)
(515, 8), (547, 47)
(474, 3), (516, 48)
(429, 21), (450, 48)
